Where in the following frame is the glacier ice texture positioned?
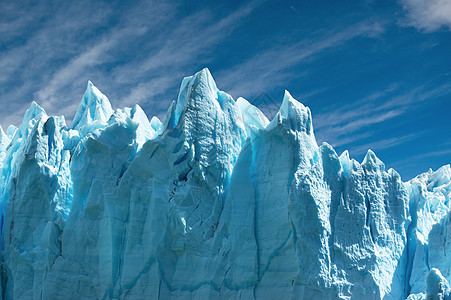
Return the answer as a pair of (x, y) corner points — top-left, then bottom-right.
(0, 68), (450, 299)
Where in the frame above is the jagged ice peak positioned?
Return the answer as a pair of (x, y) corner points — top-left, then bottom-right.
(0, 68), (449, 300)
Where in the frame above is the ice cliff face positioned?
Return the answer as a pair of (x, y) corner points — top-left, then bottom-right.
(0, 68), (449, 299)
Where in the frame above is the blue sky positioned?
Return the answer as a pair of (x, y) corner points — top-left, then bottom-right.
(0, 0), (450, 180)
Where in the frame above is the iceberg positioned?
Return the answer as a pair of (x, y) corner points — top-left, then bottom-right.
(0, 68), (449, 299)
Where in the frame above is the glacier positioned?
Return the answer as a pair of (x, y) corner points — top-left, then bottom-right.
(0, 68), (449, 299)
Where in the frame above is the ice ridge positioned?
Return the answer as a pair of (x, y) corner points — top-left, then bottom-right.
(0, 68), (449, 299)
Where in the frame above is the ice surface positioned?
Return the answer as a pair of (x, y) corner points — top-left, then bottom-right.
(0, 68), (449, 299)
(407, 268), (450, 300)
(236, 97), (269, 136)
(6, 125), (17, 140)
(425, 268), (450, 299)
(150, 116), (163, 134)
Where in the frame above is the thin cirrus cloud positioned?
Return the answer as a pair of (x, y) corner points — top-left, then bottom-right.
(0, 0), (117, 126)
(114, 0), (266, 110)
(313, 82), (451, 150)
(217, 20), (387, 98)
(0, 0), (266, 127)
(35, 25), (149, 108)
(130, 1), (264, 76)
(116, 18), (387, 115)
(32, 1), (177, 121)
(347, 132), (428, 157)
(400, 0), (451, 31)
(390, 147), (451, 177)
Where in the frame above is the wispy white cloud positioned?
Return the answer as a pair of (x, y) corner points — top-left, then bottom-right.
(405, 148), (451, 161)
(0, 0), (264, 125)
(217, 20), (386, 97)
(400, 0), (451, 31)
(114, 0), (265, 117)
(35, 25), (148, 113)
(0, 0), (118, 126)
(313, 82), (451, 148)
(349, 132), (427, 156)
(134, 1), (263, 76)
(122, 75), (177, 113)
(390, 147), (451, 180)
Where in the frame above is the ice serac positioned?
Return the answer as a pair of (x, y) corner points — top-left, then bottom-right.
(6, 125), (17, 140)
(41, 86), (160, 298)
(0, 102), (72, 299)
(72, 81), (114, 134)
(34, 68), (246, 299)
(110, 67), (247, 298)
(214, 89), (410, 299)
(108, 104), (158, 151)
(332, 150), (410, 299)
(408, 268), (451, 300)
(236, 97), (269, 136)
(426, 268), (450, 299)
(405, 165), (451, 295)
(429, 210), (451, 284)
(0, 68), (449, 299)
(0, 126), (10, 166)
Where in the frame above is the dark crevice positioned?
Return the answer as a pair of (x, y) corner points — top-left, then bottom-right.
(1, 262), (7, 300)
(173, 151), (189, 166)
(116, 163), (128, 185)
(404, 195), (418, 297)
(364, 193), (375, 244)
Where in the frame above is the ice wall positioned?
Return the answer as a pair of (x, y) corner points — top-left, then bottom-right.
(0, 68), (449, 299)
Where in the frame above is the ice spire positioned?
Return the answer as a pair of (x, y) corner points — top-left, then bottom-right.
(11, 101), (48, 143)
(71, 81), (113, 130)
(0, 125), (8, 144)
(6, 125), (17, 139)
(362, 149), (385, 173)
(169, 68), (220, 129)
(236, 97), (269, 135)
(150, 116), (163, 134)
(277, 90), (314, 135)
(0, 125), (10, 165)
